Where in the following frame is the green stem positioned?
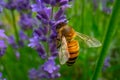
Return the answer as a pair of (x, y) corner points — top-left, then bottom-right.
(50, 6), (54, 20)
(11, 10), (19, 43)
(91, 0), (120, 80)
(81, 0), (85, 33)
(0, 58), (12, 80)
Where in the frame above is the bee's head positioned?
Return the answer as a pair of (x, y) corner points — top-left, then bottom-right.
(56, 22), (67, 30)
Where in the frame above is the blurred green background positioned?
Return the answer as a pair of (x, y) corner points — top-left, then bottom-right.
(0, 0), (120, 80)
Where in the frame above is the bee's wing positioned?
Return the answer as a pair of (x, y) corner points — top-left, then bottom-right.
(59, 36), (70, 65)
(76, 32), (102, 47)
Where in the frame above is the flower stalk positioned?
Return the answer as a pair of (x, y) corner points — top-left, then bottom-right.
(91, 0), (120, 80)
(28, 0), (71, 79)
(11, 10), (19, 43)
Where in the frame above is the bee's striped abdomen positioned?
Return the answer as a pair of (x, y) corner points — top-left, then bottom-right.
(66, 40), (79, 66)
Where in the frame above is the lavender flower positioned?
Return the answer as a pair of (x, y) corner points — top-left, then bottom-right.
(102, 56), (111, 71)
(19, 30), (28, 40)
(29, 0), (71, 79)
(0, 6), (3, 13)
(0, 0), (5, 13)
(16, 0), (31, 12)
(0, 72), (6, 80)
(0, 40), (6, 56)
(8, 35), (18, 49)
(19, 13), (35, 30)
(3, 0), (31, 14)
(29, 68), (38, 79)
(102, 7), (112, 14)
(0, 72), (2, 78)
(43, 57), (59, 74)
(28, 32), (47, 59)
(15, 51), (20, 60)
(0, 29), (8, 39)
(18, 30), (28, 47)
(101, 0), (113, 14)
(0, 29), (8, 57)
(5, 0), (17, 10)
(29, 57), (60, 79)
(92, 0), (114, 14)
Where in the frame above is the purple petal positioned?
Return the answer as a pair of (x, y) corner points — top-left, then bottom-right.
(31, 4), (40, 12)
(28, 36), (39, 48)
(19, 30), (28, 40)
(60, 0), (68, 6)
(36, 44), (47, 59)
(29, 68), (38, 79)
(0, 29), (8, 39)
(54, 8), (64, 20)
(61, 4), (71, 10)
(0, 72), (2, 78)
(31, 0), (45, 12)
(38, 7), (51, 20)
(0, 40), (6, 48)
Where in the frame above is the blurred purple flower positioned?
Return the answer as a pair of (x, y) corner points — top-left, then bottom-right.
(31, 0), (45, 12)
(101, 0), (113, 14)
(103, 56), (111, 71)
(0, 29), (8, 39)
(0, 72), (6, 80)
(29, 68), (38, 79)
(0, 7), (3, 13)
(16, 0), (31, 12)
(0, 29), (8, 57)
(0, 0), (6, 13)
(15, 51), (20, 60)
(2, 0), (31, 13)
(92, 0), (114, 14)
(5, 0), (17, 10)
(19, 13), (35, 30)
(0, 40), (6, 48)
(0, 0), (5, 6)
(0, 40), (6, 57)
(0, 72), (2, 78)
(19, 30), (28, 40)
(8, 36), (18, 49)
(102, 7), (112, 14)
(18, 30), (28, 47)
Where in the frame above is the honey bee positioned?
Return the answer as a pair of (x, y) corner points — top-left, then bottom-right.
(56, 23), (102, 66)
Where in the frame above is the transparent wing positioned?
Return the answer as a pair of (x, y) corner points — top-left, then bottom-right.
(76, 32), (102, 47)
(58, 36), (70, 65)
